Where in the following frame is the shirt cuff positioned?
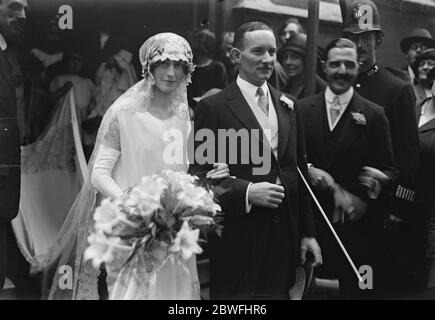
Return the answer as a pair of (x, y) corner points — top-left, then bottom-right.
(245, 182), (253, 213)
(367, 179), (381, 199)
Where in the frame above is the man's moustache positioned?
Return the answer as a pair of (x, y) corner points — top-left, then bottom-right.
(333, 75), (351, 81)
(258, 64), (273, 70)
(10, 20), (26, 30)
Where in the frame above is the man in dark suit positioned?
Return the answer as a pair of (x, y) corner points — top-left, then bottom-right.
(0, 0), (39, 299)
(342, 0), (420, 295)
(189, 21), (322, 300)
(298, 38), (398, 298)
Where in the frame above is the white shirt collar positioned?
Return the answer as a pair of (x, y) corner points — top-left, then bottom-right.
(100, 32), (110, 50)
(325, 86), (354, 131)
(0, 33), (7, 51)
(236, 75), (269, 101)
(325, 86), (354, 106)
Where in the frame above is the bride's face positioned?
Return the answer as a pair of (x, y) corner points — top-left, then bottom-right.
(152, 59), (187, 94)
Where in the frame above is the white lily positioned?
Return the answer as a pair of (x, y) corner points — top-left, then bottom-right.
(130, 175), (166, 217)
(178, 184), (208, 209)
(94, 199), (124, 233)
(84, 232), (130, 269)
(170, 221), (203, 260)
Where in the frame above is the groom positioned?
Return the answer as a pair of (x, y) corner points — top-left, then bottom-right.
(189, 21), (322, 300)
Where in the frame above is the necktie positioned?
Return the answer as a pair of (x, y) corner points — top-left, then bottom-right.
(329, 95), (341, 127)
(256, 87), (269, 116)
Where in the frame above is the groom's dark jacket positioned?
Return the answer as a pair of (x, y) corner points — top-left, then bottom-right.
(189, 82), (315, 299)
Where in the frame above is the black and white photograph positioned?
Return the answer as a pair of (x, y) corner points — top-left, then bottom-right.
(0, 0), (434, 304)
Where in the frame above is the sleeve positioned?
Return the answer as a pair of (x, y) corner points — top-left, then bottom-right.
(295, 103), (316, 238)
(91, 144), (123, 199)
(368, 107), (399, 192)
(102, 115), (121, 151)
(187, 97), (251, 215)
(389, 84), (420, 220)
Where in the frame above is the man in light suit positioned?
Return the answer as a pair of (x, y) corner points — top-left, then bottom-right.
(297, 38), (398, 298)
(189, 21), (322, 300)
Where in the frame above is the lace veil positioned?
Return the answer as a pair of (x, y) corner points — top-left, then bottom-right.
(42, 33), (195, 299)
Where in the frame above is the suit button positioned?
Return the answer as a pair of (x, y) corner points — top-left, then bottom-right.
(273, 216), (280, 224)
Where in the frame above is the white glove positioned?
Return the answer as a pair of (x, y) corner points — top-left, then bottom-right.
(91, 144), (123, 199)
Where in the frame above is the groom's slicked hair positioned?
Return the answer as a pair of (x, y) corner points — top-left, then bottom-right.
(234, 21), (274, 50)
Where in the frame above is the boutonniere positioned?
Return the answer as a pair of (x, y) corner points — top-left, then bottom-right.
(351, 112), (366, 125)
(280, 94), (294, 110)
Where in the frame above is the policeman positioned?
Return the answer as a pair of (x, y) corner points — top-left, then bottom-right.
(342, 0), (421, 297)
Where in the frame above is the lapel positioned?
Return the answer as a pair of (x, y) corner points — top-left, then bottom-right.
(268, 84), (292, 162)
(324, 92), (364, 169)
(224, 82), (274, 157)
(225, 82), (264, 132)
(307, 93), (328, 167)
(0, 49), (15, 97)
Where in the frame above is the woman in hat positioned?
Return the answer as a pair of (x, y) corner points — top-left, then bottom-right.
(277, 33), (325, 99)
(416, 67), (435, 293)
(42, 33), (229, 300)
(400, 28), (435, 83)
(413, 48), (435, 105)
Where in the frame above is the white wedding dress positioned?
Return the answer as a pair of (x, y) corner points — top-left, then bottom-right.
(93, 103), (200, 300)
(44, 78), (200, 300)
(44, 32), (200, 300)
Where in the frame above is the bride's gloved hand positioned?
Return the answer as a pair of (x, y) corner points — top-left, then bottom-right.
(206, 163), (231, 180)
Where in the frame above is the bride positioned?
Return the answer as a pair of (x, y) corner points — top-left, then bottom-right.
(43, 32), (229, 300)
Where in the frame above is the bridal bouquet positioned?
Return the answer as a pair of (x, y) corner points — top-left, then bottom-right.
(84, 170), (222, 270)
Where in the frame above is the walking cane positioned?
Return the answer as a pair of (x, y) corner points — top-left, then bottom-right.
(297, 167), (363, 282)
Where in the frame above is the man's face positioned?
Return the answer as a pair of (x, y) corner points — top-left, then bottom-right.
(418, 58), (435, 81)
(0, 0), (28, 38)
(323, 47), (359, 95)
(407, 42), (427, 65)
(219, 40), (236, 67)
(279, 23), (300, 46)
(345, 31), (378, 72)
(233, 29), (276, 87)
